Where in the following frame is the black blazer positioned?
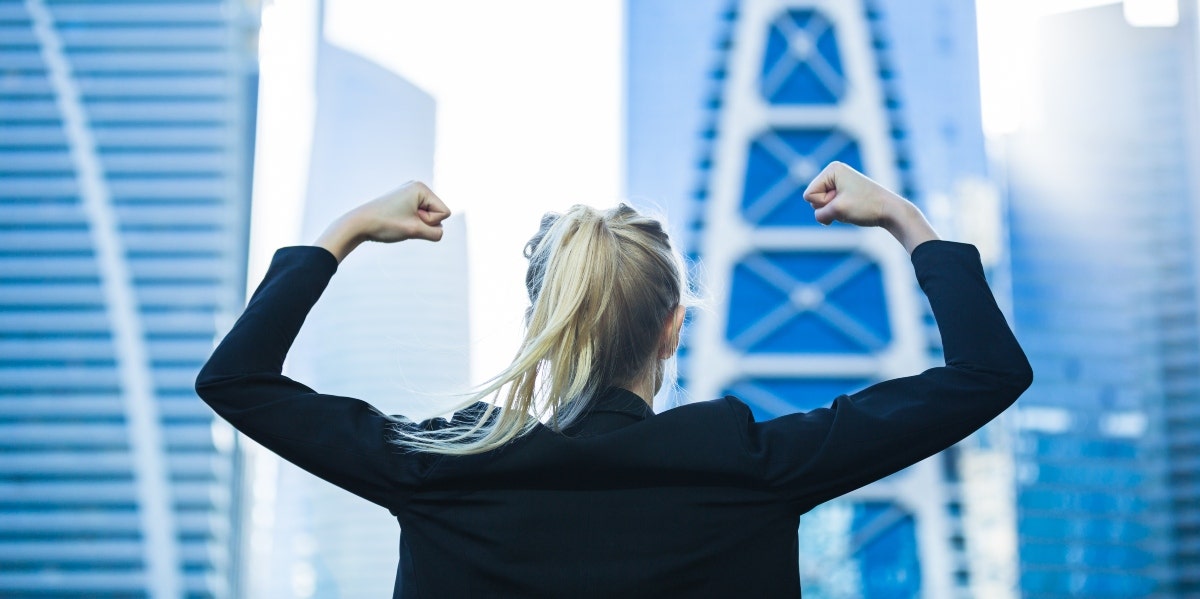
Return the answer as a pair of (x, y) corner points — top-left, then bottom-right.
(196, 240), (1032, 598)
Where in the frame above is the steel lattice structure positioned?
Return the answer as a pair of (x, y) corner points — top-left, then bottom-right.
(682, 2), (964, 596)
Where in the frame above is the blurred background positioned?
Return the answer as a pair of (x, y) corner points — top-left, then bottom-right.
(1, 0), (1197, 597)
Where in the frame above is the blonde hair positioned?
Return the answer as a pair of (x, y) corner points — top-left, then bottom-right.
(393, 203), (688, 455)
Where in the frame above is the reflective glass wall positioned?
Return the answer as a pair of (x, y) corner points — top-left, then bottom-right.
(0, 1), (260, 597)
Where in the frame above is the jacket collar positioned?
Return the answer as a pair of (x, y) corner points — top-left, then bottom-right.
(590, 386), (655, 419)
(560, 386), (653, 436)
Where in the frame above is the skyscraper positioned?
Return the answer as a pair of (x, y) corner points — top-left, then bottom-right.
(627, 0), (998, 596)
(251, 37), (470, 599)
(0, 1), (260, 598)
(1004, 3), (1200, 596)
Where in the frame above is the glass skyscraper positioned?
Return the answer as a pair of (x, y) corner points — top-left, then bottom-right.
(628, 0), (1001, 597)
(1005, 3), (1200, 596)
(0, 1), (260, 597)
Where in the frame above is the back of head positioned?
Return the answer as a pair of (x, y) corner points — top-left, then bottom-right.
(396, 203), (686, 455)
(524, 204), (684, 427)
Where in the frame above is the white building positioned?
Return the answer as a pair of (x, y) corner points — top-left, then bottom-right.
(251, 36), (470, 599)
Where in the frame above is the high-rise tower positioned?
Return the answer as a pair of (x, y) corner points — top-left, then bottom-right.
(240, 8), (468, 593)
(271, 40), (469, 598)
(0, 1), (260, 598)
(628, 1), (997, 596)
(1004, 3), (1200, 596)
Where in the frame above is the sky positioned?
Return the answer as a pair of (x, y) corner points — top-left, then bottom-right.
(253, 0), (623, 385)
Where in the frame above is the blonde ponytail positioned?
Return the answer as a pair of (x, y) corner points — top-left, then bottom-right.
(392, 203), (688, 455)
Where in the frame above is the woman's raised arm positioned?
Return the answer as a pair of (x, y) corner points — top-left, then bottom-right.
(739, 162), (1032, 511)
(195, 182), (451, 509)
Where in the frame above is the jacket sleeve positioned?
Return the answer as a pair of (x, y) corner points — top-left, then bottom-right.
(735, 240), (1033, 512)
(195, 246), (434, 510)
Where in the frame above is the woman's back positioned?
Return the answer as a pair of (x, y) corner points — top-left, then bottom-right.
(397, 389), (800, 597)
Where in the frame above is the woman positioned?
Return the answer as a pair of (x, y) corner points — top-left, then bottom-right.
(197, 162), (1031, 597)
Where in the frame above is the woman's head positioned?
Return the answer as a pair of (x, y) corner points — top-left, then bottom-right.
(523, 204), (686, 415)
(394, 203), (688, 455)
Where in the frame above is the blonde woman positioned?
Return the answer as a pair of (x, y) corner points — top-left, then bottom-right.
(197, 162), (1031, 597)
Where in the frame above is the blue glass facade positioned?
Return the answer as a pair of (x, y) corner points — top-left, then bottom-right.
(1005, 4), (1200, 596)
(725, 251), (891, 354)
(758, 9), (845, 104)
(740, 130), (864, 227)
(0, 1), (259, 597)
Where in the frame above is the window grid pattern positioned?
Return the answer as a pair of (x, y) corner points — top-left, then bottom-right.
(0, 1), (257, 597)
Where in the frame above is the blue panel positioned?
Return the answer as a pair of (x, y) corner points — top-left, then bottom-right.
(760, 10), (845, 104)
(1020, 543), (1153, 569)
(1021, 569), (1156, 596)
(853, 503), (921, 599)
(1018, 516), (1152, 543)
(1032, 437), (1138, 460)
(1017, 490), (1146, 514)
(724, 377), (871, 420)
(741, 129), (862, 226)
(725, 251), (891, 354)
(1033, 464), (1143, 487)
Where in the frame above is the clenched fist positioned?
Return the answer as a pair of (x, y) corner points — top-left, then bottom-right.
(355, 181), (451, 243)
(803, 162), (938, 254)
(315, 181), (452, 262)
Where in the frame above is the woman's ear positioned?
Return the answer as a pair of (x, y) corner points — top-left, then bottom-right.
(658, 305), (686, 359)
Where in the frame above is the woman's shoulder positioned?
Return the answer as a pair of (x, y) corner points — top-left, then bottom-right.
(659, 395), (753, 418)
(649, 396), (759, 441)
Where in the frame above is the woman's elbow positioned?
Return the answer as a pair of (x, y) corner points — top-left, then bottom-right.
(953, 353), (1033, 407)
(983, 340), (1034, 399)
(194, 358), (217, 394)
(997, 355), (1034, 401)
(1014, 360), (1034, 393)
(194, 357), (233, 408)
